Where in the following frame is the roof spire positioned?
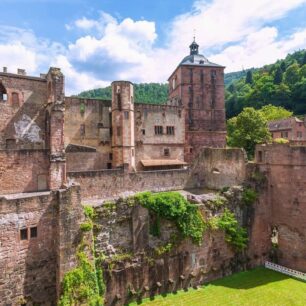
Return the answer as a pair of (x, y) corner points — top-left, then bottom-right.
(189, 31), (199, 55)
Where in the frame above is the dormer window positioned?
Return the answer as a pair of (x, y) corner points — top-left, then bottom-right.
(0, 83), (7, 102)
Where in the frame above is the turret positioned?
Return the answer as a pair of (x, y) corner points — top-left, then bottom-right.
(111, 81), (135, 171)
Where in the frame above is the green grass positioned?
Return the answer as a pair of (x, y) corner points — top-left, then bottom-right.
(130, 267), (306, 306)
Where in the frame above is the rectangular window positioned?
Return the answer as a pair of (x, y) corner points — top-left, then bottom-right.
(258, 151), (263, 163)
(166, 126), (175, 135)
(124, 111), (129, 119)
(107, 163), (112, 169)
(109, 153), (113, 160)
(117, 127), (122, 137)
(164, 148), (170, 157)
(80, 124), (85, 136)
(141, 129), (146, 135)
(20, 228), (28, 240)
(154, 126), (163, 135)
(30, 227), (38, 238)
(297, 131), (302, 138)
(281, 131), (288, 138)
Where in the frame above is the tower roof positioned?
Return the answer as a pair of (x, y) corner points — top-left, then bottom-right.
(179, 39), (224, 68)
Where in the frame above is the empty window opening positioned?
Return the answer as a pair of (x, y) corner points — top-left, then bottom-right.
(12, 92), (19, 107)
(189, 147), (193, 154)
(107, 163), (112, 169)
(30, 227), (38, 238)
(0, 83), (7, 101)
(20, 228), (28, 240)
(166, 126), (175, 135)
(124, 111), (129, 119)
(297, 131), (302, 138)
(258, 151), (263, 163)
(109, 153), (113, 160)
(155, 126), (163, 135)
(80, 124), (85, 137)
(164, 148), (170, 157)
(141, 129), (146, 135)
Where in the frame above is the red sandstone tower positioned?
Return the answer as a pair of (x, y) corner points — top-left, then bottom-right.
(168, 39), (226, 162)
(111, 81), (136, 171)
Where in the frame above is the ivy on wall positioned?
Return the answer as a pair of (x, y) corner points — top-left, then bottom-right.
(59, 206), (105, 306)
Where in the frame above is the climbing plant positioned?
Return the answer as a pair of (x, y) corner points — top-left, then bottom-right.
(59, 205), (105, 306)
(134, 191), (205, 245)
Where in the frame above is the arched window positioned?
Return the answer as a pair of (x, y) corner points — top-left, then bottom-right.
(0, 83), (7, 102)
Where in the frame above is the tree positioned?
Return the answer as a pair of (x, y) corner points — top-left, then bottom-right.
(245, 70), (253, 85)
(258, 105), (292, 121)
(227, 108), (271, 159)
(302, 52), (306, 65)
(284, 63), (300, 87)
(280, 61), (286, 72)
(273, 66), (283, 85)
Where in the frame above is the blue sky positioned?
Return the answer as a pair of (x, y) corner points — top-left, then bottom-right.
(1, 0), (306, 94)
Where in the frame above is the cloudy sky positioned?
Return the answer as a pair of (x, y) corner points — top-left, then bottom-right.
(1, 0), (306, 94)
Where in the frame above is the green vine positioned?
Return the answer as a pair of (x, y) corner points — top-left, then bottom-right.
(134, 191), (205, 245)
(242, 187), (258, 206)
(210, 208), (248, 251)
(59, 205), (104, 305)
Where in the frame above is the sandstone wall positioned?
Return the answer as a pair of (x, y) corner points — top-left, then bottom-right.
(191, 147), (247, 190)
(0, 191), (57, 305)
(68, 168), (192, 200)
(0, 149), (50, 194)
(92, 188), (257, 305)
(0, 73), (48, 150)
(256, 144), (306, 272)
(0, 186), (85, 305)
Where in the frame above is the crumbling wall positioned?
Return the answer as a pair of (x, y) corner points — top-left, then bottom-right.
(68, 169), (192, 200)
(92, 187), (258, 305)
(0, 186), (85, 305)
(191, 147), (247, 189)
(256, 144), (306, 272)
(0, 149), (50, 194)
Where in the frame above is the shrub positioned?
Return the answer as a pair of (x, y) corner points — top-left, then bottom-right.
(273, 138), (289, 144)
(83, 205), (95, 219)
(135, 192), (205, 245)
(242, 187), (258, 206)
(216, 209), (248, 251)
(80, 221), (93, 232)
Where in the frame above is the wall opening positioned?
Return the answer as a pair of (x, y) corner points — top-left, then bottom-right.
(20, 228), (28, 240)
(0, 82), (7, 102)
(30, 227), (38, 238)
(37, 174), (48, 191)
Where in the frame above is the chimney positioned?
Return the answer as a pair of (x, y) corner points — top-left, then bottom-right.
(17, 69), (26, 76)
(3, 67), (7, 73)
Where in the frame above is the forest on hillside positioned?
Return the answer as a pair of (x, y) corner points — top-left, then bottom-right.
(79, 83), (168, 104)
(225, 49), (306, 118)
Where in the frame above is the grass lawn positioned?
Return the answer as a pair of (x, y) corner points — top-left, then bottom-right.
(130, 267), (306, 306)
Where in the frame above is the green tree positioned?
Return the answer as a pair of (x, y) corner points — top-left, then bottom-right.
(302, 53), (306, 65)
(273, 66), (283, 85)
(227, 108), (271, 159)
(299, 65), (306, 78)
(284, 63), (300, 87)
(258, 105), (292, 121)
(245, 70), (253, 84)
(280, 61), (286, 72)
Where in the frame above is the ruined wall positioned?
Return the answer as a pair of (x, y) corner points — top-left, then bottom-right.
(68, 169), (192, 200)
(0, 149), (50, 194)
(0, 186), (85, 305)
(64, 97), (111, 169)
(0, 73), (48, 150)
(256, 144), (306, 272)
(0, 191), (57, 305)
(66, 152), (107, 172)
(92, 187), (257, 305)
(191, 147), (247, 190)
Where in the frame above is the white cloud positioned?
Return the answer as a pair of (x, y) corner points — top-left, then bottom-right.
(1, 0), (306, 94)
